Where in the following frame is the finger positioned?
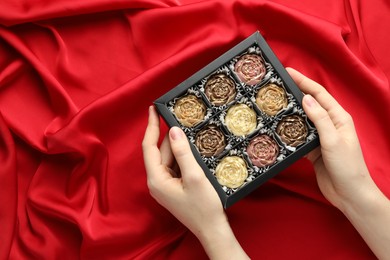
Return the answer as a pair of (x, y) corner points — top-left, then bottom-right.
(286, 68), (352, 129)
(286, 67), (339, 110)
(169, 126), (203, 182)
(172, 161), (181, 178)
(302, 94), (340, 149)
(305, 147), (321, 165)
(142, 106), (163, 176)
(160, 133), (174, 167)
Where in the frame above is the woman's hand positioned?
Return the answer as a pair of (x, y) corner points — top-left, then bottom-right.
(287, 68), (374, 212)
(142, 106), (249, 259)
(287, 68), (390, 259)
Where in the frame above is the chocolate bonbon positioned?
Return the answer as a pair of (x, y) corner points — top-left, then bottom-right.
(234, 54), (266, 85)
(204, 73), (236, 106)
(276, 115), (308, 147)
(225, 104), (257, 136)
(195, 125), (226, 157)
(247, 135), (279, 167)
(173, 94), (206, 127)
(215, 156), (248, 189)
(256, 83), (288, 116)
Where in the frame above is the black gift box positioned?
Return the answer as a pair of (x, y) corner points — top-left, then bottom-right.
(154, 31), (320, 208)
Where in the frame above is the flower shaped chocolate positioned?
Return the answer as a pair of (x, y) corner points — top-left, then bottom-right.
(234, 54), (266, 85)
(174, 94), (206, 127)
(225, 104), (257, 136)
(276, 115), (308, 147)
(195, 125), (226, 157)
(215, 156), (248, 189)
(247, 135), (279, 167)
(205, 74), (236, 106)
(256, 83), (288, 116)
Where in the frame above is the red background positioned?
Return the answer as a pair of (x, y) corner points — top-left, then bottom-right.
(1, 0), (389, 259)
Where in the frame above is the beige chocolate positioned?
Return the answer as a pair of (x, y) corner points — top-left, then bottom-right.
(215, 156), (248, 189)
(225, 104), (257, 136)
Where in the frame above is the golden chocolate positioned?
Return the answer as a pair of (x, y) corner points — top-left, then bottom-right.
(225, 104), (257, 136)
(215, 156), (248, 188)
(174, 94), (206, 127)
(256, 83), (288, 116)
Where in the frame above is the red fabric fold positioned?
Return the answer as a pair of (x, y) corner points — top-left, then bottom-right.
(1, 0), (389, 258)
(0, 113), (17, 260)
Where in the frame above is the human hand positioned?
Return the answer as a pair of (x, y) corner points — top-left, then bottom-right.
(287, 68), (390, 259)
(142, 106), (249, 259)
(287, 68), (377, 212)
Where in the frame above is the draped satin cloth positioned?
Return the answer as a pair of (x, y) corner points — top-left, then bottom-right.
(1, 0), (389, 259)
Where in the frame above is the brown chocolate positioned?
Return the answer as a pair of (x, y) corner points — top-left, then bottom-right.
(276, 115), (308, 147)
(204, 74), (236, 106)
(195, 125), (226, 157)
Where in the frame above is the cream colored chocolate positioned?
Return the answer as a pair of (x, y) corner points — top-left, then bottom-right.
(234, 54), (266, 85)
(205, 74), (236, 106)
(256, 83), (288, 116)
(174, 94), (206, 127)
(276, 115), (308, 147)
(195, 125), (226, 157)
(225, 104), (257, 136)
(215, 156), (248, 189)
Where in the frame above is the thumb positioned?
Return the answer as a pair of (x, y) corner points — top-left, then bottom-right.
(169, 126), (202, 178)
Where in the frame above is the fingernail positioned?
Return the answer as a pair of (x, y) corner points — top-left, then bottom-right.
(170, 127), (183, 140)
(303, 94), (317, 108)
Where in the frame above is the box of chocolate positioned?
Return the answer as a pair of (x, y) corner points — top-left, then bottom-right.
(154, 31), (320, 208)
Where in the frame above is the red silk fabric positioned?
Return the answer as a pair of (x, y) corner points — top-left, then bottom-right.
(1, 0), (389, 259)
